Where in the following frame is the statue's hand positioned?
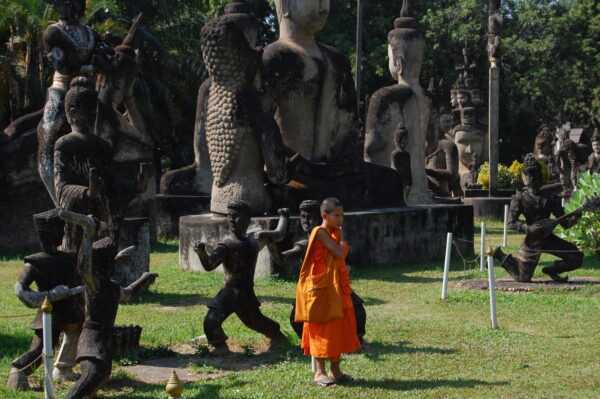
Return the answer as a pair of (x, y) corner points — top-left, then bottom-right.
(193, 241), (206, 253)
(277, 208), (290, 218)
(48, 285), (71, 302)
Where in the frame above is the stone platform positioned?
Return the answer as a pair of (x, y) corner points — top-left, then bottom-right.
(456, 277), (600, 292)
(179, 205), (474, 278)
(463, 197), (511, 221)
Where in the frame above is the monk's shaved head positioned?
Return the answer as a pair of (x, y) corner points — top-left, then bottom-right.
(320, 197), (343, 214)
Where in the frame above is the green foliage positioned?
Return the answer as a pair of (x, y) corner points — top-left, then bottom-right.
(558, 172), (600, 253)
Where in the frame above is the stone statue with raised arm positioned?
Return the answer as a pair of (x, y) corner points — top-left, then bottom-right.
(192, 201), (289, 354)
(57, 208), (157, 399)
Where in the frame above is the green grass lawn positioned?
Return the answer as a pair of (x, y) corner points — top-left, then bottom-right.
(1, 223), (600, 398)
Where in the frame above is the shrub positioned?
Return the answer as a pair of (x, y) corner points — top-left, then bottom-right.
(477, 160), (524, 190)
(557, 171), (600, 254)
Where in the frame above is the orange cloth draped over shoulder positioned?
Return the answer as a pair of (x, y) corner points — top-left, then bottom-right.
(296, 226), (360, 360)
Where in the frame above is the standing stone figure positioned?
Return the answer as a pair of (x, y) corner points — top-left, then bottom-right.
(38, 0), (100, 204)
(282, 200), (367, 344)
(391, 125), (413, 202)
(201, 11), (288, 215)
(58, 209), (156, 399)
(533, 125), (559, 183)
(487, 0), (503, 63)
(587, 129), (600, 174)
(556, 127), (579, 194)
(426, 112), (460, 197)
(54, 77), (113, 252)
(364, 0), (432, 204)
(192, 201), (289, 354)
(264, 0), (362, 167)
(492, 154), (583, 283)
(7, 210), (84, 391)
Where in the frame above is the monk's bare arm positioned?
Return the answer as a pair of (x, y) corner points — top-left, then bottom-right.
(316, 229), (347, 259)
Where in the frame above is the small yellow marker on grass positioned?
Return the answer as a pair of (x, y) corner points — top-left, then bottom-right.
(166, 370), (183, 398)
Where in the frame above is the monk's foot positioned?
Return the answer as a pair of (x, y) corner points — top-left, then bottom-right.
(313, 374), (335, 387)
(542, 267), (569, 283)
(7, 368), (29, 391)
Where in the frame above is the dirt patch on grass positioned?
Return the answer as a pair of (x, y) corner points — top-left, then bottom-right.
(456, 277), (600, 292)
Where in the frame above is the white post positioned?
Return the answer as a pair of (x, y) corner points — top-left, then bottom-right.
(441, 232), (453, 300)
(480, 222), (486, 272)
(487, 253), (499, 329)
(503, 204), (509, 248)
(41, 298), (55, 399)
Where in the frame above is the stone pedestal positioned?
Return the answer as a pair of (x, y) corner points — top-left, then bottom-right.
(114, 217), (150, 286)
(463, 197), (511, 220)
(179, 205), (474, 277)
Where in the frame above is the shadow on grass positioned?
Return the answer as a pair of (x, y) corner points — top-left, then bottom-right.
(135, 291), (210, 307)
(347, 377), (508, 391)
(0, 332), (34, 359)
(103, 373), (243, 399)
(363, 340), (457, 361)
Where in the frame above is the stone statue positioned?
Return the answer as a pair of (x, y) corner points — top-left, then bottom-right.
(487, 0), (503, 64)
(200, 9), (288, 215)
(452, 101), (485, 191)
(587, 129), (600, 173)
(426, 112), (460, 197)
(192, 201), (289, 354)
(364, 0), (432, 204)
(264, 0), (362, 167)
(492, 154), (584, 283)
(7, 210), (84, 391)
(391, 124), (413, 202)
(54, 77), (114, 252)
(38, 0), (102, 204)
(57, 208), (157, 399)
(161, 1), (261, 196)
(533, 125), (559, 182)
(556, 127), (579, 194)
(282, 200), (367, 344)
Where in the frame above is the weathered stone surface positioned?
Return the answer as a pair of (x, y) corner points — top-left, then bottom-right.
(113, 218), (150, 287)
(180, 205), (474, 276)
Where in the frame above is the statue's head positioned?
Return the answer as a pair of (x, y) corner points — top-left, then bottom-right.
(227, 200), (251, 237)
(439, 112), (454, 137)
(65, 77), (96, 133)
(275, 0), (330, 37)
(223, 1), (261, 47)
(46, 0), (86, 24)
(534, 125), (554, 158)
(592, 129), (600, 154)
(522, 153), (543, 191)
(299, 200), (321, 233)
(33, 209), (65, 254)
(454, 126), (483, 169)
(387, 0), (424, 82)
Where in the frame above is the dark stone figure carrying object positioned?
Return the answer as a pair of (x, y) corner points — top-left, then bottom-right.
(192, 202), (289, 354)
(281, 200), (367, 344)
(587, 129), (600, 174)
(38, 0), (109, 204)
(56, 209), (157, 399)
(7, 209), (84, 391)
(492, 154), (588, 283)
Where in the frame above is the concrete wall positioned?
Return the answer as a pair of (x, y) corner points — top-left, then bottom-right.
(179, 205), (474, 278)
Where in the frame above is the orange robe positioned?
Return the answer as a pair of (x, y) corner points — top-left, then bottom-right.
(301, 227), (361, 360)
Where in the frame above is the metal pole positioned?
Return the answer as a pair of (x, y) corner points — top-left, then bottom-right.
(355, 0), (366, 118)
(503, 204), (509, 247)
(480, 222), (486, 272)
(41, 297), (55, 399)
(441, 232), (453, 300)
(487, 250), (499, 329)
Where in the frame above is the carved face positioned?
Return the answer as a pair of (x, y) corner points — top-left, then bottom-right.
(439, 114), (454, 135)
(456, 91), (471, 109)
(455, 129), (483, 168)
(228, 209), (250, 237)
(299, 209), (320, 233)
(278, 0), (330, 35)
(65, 88), (97, 133)
(522, 168), (542, 192)
(54, 0), (86, 23)
(593, 140), (600, 155)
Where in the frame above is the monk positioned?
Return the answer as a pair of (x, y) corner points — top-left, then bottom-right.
(295, 198), (360, 387)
